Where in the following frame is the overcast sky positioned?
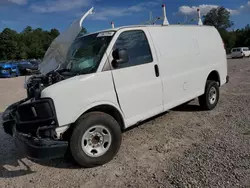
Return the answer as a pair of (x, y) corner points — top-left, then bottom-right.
(0, 0), (250, 32)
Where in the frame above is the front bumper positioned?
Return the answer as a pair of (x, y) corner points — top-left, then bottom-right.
(14, 131), (68, 159)
(2, 98), (68, 160)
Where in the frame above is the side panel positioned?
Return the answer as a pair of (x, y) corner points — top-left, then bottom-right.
(231, 51), (241, 58)
(195, 27), (227, 86)
(147, 26), (227, 111)
(41, 70), (120, 126)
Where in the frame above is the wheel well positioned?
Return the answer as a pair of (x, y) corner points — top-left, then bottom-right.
(207, 71), (220, 86)
(62, 105), (124, 141)
(85, 105), (125, 129)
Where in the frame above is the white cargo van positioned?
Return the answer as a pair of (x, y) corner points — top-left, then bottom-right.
(2, 7), (228, 167)
(231, 47), (250, 58)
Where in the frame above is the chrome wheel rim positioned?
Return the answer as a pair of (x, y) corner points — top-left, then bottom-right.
(81, 125), (112, 157)
(209, 87), (217, 105)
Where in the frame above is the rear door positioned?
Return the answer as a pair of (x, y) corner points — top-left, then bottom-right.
(109, 29), (163, 127)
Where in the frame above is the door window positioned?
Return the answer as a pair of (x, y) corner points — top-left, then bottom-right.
(113, 30), (153, 69)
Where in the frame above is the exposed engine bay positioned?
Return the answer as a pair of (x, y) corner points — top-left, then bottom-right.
(25, 70), (73, 99)
(1, 70), (77, 140)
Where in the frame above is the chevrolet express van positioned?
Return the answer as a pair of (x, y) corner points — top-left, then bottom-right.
(2, 7), (229, 167)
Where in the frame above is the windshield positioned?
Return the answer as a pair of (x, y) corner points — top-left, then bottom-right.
(64, 32), (114, 75)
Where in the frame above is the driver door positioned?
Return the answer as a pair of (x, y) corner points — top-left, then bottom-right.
(110, 29), (164, 127)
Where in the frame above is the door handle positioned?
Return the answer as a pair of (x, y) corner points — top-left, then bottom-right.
(154, 64), (159, 77)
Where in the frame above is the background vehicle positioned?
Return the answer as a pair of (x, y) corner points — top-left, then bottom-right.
(231, 47), (250, 58)
(17, 61), (40, 75)
(0, 62), (20, 78)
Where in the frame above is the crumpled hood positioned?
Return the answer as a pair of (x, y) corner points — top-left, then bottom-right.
(39, 7), (94, 75)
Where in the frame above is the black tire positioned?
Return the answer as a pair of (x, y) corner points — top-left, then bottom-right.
(70, 112), (122, 168)
(198, 80), (219, 111)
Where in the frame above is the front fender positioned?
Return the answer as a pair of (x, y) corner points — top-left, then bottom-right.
(41, 72), (119, 127)
(74, 101), (124, 123)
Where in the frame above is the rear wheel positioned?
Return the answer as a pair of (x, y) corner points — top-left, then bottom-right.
(70, 112), (122, 168)
(199, 80), (219, 110)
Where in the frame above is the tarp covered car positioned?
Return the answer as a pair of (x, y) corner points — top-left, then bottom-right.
(18, 61), (40, 75)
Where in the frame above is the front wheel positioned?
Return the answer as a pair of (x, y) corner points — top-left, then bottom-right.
(70, 112), (122, 168)
(198, 80), (219, 111)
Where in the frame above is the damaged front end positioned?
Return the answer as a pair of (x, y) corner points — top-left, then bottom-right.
(2, 94), (68, 159)
(2, 99), (28, 136)
(1, 7), (95, 160)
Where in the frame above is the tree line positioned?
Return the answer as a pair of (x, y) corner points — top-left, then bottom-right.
(0, 6), (249, 61)
(203, 7), (250, 53)
(0, 26), (60, 60)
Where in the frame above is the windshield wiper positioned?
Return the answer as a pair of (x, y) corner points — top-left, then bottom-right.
(57, 69), (71, 73)
(71, 66), (96, 76)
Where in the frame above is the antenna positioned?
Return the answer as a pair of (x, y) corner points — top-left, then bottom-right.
(162, 4), (169, 26)
(149, 11), (153, 24)
(197, 9), (203, 26)
(153, 17), (161, 25)
(141, 10), (161, 25)
(111, 21), (115, 29)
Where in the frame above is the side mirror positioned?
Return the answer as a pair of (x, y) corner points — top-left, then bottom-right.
(112, 49), (129, 64)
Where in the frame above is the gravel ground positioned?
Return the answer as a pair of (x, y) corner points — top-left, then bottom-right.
(1, 58), (250, 188)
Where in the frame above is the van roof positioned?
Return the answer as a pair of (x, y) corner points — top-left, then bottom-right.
(83, 24), (215, 36)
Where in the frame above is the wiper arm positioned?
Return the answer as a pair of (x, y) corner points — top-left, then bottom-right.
(73, 66), (96, 75)
(57, 68), (71, 73)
